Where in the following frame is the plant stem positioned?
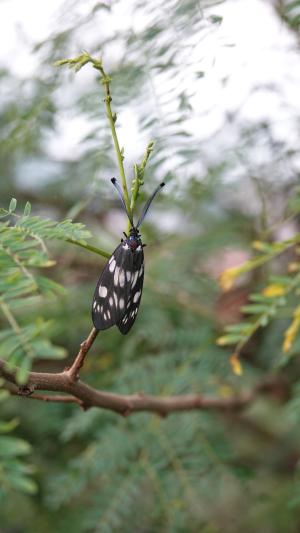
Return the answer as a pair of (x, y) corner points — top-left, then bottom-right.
(67, 239), (110, 259)
(234, 271), (300, 358)
(0, 301), (35, 359)
(56, 53), (157, 228)
(90, 59), (131, 214)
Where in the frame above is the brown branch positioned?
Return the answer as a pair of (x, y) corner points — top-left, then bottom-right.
(0, 325), (287, 417)
(0, 355), (284, 417)
(67, 327), (99, 381)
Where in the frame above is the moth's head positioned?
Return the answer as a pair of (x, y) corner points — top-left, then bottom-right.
(127, 227), (141, 250)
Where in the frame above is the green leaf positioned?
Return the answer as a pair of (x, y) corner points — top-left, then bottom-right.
(6, 472), (38, 494)
(0, 418), (19, 433)
(32, 340), (67, 359)
(241, 304), (271, 314)
(0, 436), (31, 457)
(9, 198), (17, 213)
(209, 15), (223, 24)
(259, 315), (270, 327)
(217, 333), (244, 346)
(0, 390), (9, 401)
(224, 322), (252, 334)
(249, 293), (273, 303)
(285, 1), (300, 12)
(23, 202), (31, 216)
(16, 356), (32, 385)
(269, 275), (293, 286)
(35, 276), (65, 295)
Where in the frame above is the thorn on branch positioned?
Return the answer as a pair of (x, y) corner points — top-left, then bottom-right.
(158, 411), (168, 418)
(122, 408), (132, 417)
(80, 340), (88, 351)
(18, 385), (34, 396)
(81, 402), (91, 411)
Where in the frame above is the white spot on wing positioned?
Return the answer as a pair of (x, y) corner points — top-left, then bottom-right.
(114, 266), (120, 286)
(93, 301), (97, 310)
(104, 312), (107, 320)
(109, 259), (116, 272)
(109, 297), (113, 307)
(109, 255), (115, 265)
(136, 245), (142, 251)
(97, 305), (100, 312)
(113, 292), (118, 307)
(123, 243), (129, 250)
(131, 271), (139, 289)
(139, 266), (143, 277)
(107, 310), (111, 319)
(119, 269), (125, 287)
(119, 298), (124, 310)
(99, 285), (107, 298)
(133, 290), (141, 303)
(126, 270), (132, 282)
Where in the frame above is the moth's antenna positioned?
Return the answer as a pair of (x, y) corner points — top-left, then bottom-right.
(111, 178), (134, 228)
(137, 182), (165, 229)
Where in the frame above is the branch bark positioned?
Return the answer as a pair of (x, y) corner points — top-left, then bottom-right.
(0, 347), (285, 417)
(67, 327), (98, 381)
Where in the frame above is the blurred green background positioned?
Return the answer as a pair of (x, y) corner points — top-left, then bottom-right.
(1, 0), (300, 531)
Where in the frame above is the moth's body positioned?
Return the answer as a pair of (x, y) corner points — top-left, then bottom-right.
(92, 178), (164, 334)
(92, 228), (144, 334)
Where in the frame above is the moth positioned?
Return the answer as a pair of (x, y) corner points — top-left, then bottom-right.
(92, 178), (165, 334)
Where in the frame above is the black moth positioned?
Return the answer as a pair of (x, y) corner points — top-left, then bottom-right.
(92, 178), (165, 334)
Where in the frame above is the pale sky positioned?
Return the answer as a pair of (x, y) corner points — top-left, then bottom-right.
(0, 0), (299, 177)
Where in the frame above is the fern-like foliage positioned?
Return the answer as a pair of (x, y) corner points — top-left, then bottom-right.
(0, 198), (102, 502)
(217, 217), (300, 372)
(0, 391), (37, 499)
(0, 198), (95, 381)
(279, 0), (300, 31)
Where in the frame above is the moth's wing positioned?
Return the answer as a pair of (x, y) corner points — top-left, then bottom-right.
(92, 242), (134, 331)
(117, 248), (144, 335)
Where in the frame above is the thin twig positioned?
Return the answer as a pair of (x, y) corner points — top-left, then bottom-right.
(3, 383), (83, 406)
(66, 238), (110, 259)
(67, 327), (99, 381)
(55, 53), (156, 232)
(13, 390), (84, 407)
(0, 301), (35, 359)
(90, 58), (131, 213)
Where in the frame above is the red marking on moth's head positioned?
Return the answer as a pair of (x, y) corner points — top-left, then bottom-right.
(129, 238), (139, 251)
